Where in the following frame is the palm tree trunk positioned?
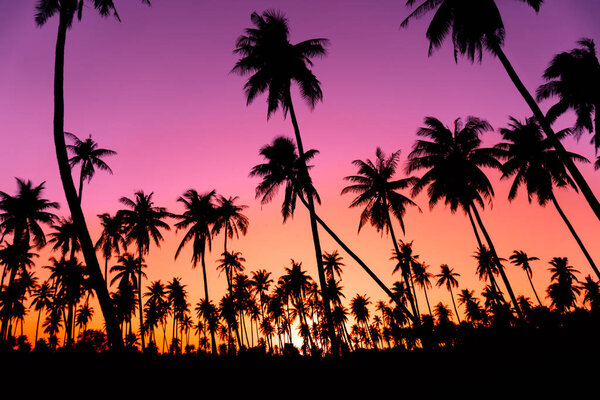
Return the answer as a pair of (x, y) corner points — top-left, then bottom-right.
(296, 194), (417, 323)
(201, 253), (218, 354)
(492, 43), (600, 221)
(550, 192), (600, 280)
(35, 309), (42, 346)
(422, 286), (432, 315)
(137, 249), (145, 351)
(53, 9), (122, 351)
(469, 203), (523, 319)
(448, 286), (461, 324)
(526, 273), (543, 307)
(78, 169), (84, 204)
(286, 92), (339, 355)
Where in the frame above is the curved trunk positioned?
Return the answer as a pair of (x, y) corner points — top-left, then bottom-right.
(53, 9), (122, 350)
(286, 93), (339, 355)
(297, 193), (417, 323)
(526, 272), (543, 307)
(469, 203), (523, 319)
(492, 43), (600, 221)
(449, 286), (461, 324)
(550, 192), (600, 280)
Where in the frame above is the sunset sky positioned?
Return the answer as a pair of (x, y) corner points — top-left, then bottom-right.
(1, 0), (599, 341)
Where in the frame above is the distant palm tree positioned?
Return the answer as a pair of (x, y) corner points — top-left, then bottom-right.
(212, 195), (249, 262)
(581, 275), (600, 312)
(350, 294), (372, 347)
(389, 239), (422, 318)
(473, 245), (505, 305)
(547, 257), (581, 313)
(537, 38), (600, 150)
(65, 132), (116, 203)
(30, 280), (54, 345)
(407, 116), (522, 317)
(118, 191), (170, 350)
(495, 117), (598, 280)
(509, 250), (542, 306)
(95, 212), (127, 288)
(34, 0), (150, 349)
(233, 10), (338, 353)
(322, 251), (345, 282)
(412, 262), (433, 315)
(143, 280), (169, 347)
(435, 264), (461, 323)
(400, 0), (600, 221)
(48, 217), (80, 261)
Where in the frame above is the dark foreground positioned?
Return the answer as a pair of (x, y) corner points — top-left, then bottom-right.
(2, 328), (597, 397)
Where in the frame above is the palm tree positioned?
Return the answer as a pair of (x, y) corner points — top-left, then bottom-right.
(495, 117), (599, 280)
(143, 280), (169, 348)
(407, 116), (522, 317)
(435, 264), (461, 323)
(65, 132), (116, 203)
(233, 10), (338, 354)
(581, 275), (600, 312)
(350, 294), (372, 347)
(473, 245), (506, 305)
(389, 239), (422, 318)
(547, 257), (581, 313)
(342, 148), (420, 318)
(322, 251), (345, 282)
(0, 178), (58, 340)
(509, 250), (543, 306)
(48, 217), (80, 261)
(95, 212), (127, 287)
(400, 0), (600, 221)
(30, 280), (54, 345)
(412, 262), (433, 315)
(34, 0), (150, 350)
(537, 38), (600, 150)
(173, 189), (217, 354)
(212, 195), (249, 263)
(118, 191), (170, 350)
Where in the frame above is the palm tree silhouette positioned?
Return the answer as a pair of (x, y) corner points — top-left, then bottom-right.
(48, 217), (80, 261)
(118, 191), (171, 350)
(143, 280), (169, 348)
(473, 245), (506, 305)
(509, 250), (543, 306)
(30, 280), (54, 346)
(34, 0), (150, 349)
(233, 10), (339, 354)
(212, 195), (249, 263)
(400, 0), (600, 221)
(65, 132), (116, 203)
(581, 275), (600, 312)
(389, 239), (422, 318)
(95, 212), (127, 288)
(435, 264), (461, 324)
(547, 257), (580, 313)
(342, 148), (420, 318)
(412, 261), (433, 315)
(173, 189), (218, 354)
(537, 38), (600, 150)
(407, 116), (522, 318)
(495, 116), (599, 280)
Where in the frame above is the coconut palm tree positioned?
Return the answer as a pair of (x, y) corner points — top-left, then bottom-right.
(34, 0), (150, 350)
(581, 275), (600, 312)
(95, 212), (127, 287)
(342, 148), (420, 317)
(400, 0), (600, 221)
(322, 250), (345, 282)
(30, 280), (54, 346)
(212, 195), (249, 262)
(173, 189), (217, 354)
(412, 262), (433, 315)
(64, 132), (116, 203)
(233, 10), (338, 353)
(495, 116), (599, 280)
(537, 38), (600, 150)
(509, 250), (543, 306)
(407, 116), (522, 318)
(389, 239), (422, 318)
(547, 257), (581, 313)
(435, 264), (461, 323)
(48, 217), (80, 261)
(350, 294), (372, 347)
(118, 191), (170, 350)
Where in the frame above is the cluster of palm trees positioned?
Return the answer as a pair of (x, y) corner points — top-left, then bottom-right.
(2, 0), (597, 355)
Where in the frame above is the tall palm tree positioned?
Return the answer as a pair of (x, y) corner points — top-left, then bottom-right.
(400, 0), (600, 221)
(173, 189), (217, 354)
(30, 280), (54, 346)
(118, 191), (170, 350)
(547, 257), (580, 313)
(143, 280), (169, 348)
(212, 195), (249, 263)
(233, 10), (338, 354)
(48, 217), (80, 261)
(412, 262), (433, 315)
(407, 116), (522, 317)
(342, 148), (420, 318)
(322, 250), (345, 282)
(33, 0), (150, 349)
(0, 178), (58, 340)
(509, 250), (542, 306)
(390, 239), (422, 318)
(495, 116), (599, 280)
(65, 132), (116, 203)
(435, 264), (461, 323)
(537, 38), (600, 150)
(95, 212), (127, 287)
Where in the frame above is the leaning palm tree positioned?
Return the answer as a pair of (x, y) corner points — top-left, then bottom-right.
(342, 148), (420, 318)
(495, 116), (599, 280)
(407, 116), (522, 317)
(65, 132), (116, 203)
(509, 250), (542, 306)
(400, 0), (600, 221)
(435, 264), (461, 324)
(118, 191), (170, 350)
(233, 10), (338, 354)
(33, 0), (150, 350)
(173, 189), (218, 354)
(250, 136), (417, 323)
(537, 38), (600, 150)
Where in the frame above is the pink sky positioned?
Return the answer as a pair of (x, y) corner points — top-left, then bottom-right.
(1, 0), (600, 339)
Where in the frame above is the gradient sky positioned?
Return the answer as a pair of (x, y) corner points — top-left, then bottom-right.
(1, 0), (600, 341)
